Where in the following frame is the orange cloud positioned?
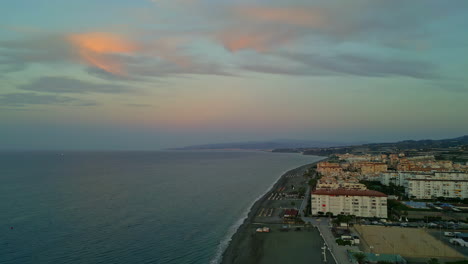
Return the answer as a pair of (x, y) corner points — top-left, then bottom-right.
(216, 6), (325, 53)
(235, 6), (325, 27)
(217, 28), (295, 53)
(67, 32), (139, 75)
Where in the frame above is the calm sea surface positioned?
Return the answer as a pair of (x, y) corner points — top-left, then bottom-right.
(0, 151), (322, 264)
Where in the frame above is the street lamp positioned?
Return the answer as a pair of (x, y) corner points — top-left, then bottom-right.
(321, 243), (327, 262)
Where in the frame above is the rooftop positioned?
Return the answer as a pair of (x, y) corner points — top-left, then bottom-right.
(312, 189), (387, 197)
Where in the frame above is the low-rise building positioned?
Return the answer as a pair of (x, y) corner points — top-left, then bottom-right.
(311, 189), (388, 218)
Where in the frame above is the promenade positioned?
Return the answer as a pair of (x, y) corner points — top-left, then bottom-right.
(303, 217), (359, 264)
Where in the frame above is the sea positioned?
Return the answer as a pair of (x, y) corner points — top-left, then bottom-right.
(0, 150), (323, 264)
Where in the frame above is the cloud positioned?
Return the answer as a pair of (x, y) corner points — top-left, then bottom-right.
(67, 32), (140, 76)
(1, 1), (465, 82)
(215, 6), (325, 53)
(0, 35), (71, 72)
(126, 103), (152, 107)
(0, 32), (227, 79)
(18, 76), (133, 94)
(241, 52), (438, 79)
(233, 6), (325, 27)
(216, 27), (296, 53)
(0, 92), (93, 107)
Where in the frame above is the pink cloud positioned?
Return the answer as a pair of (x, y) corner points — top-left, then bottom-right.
(67, 32), (140, 75)
(234, 6), (325, 27)
(215, 6), (326, 53)
(217, 28), (296, 53)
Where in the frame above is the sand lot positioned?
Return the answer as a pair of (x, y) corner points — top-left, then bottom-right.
(354, 225), (465, 258)
(258, 226), (334, 264)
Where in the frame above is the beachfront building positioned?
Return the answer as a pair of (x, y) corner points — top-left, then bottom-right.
(316, 177), (367, 191)
(283, 209), (299, 224)
(406, 173), (468, 199)
(311, 189), (388, 218)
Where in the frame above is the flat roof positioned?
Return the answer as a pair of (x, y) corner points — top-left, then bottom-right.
(312, 189), (387, 197)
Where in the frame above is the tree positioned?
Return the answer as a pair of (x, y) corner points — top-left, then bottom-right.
(298, 186), (306, 197)
(353, 252), (367, 264)
(427, 258), (440, 264)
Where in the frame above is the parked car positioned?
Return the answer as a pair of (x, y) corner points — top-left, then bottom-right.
(449, 238), (468, 247)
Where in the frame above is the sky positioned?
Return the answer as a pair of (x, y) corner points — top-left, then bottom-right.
(1, 0), (467, 150)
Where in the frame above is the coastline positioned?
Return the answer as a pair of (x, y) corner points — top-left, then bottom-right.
(219, 158), (325, 264)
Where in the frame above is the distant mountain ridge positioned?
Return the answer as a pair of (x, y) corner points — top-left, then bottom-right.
(171, 135), (468, 152)
(172, 139), (360, 150)
(362, 135), (468, 149)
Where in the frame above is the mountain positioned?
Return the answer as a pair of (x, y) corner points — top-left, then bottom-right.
(363, 135), (468, 150)
(172, 139), (357, 150)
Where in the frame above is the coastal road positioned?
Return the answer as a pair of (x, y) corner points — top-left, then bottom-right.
(303, 217), (358, 264)
(299, 185), (310, 217)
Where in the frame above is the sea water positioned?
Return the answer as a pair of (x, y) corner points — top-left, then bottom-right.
(0, 151), (322, 264)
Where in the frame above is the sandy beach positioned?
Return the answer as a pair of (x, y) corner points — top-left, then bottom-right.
(221, 159), (330, 264)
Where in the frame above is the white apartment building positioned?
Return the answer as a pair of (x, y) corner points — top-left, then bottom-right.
(380, 172), (468, 199)
(380, 171), (432, 188)
(407, 173), (468, 199)
(311, 189), (388, 218)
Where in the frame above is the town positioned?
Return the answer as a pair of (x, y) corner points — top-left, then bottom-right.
(224, 137), (468, 264)
(309, 148), (468, 264)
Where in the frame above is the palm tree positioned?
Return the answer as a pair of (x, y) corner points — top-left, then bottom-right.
(353, 252), (367, 264)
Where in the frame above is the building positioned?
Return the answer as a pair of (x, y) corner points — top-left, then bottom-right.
(379, 171), (432, 188)
(406, 173), (468, 199)
(311, 189), (388, 218)
(397, 158), (453, 172)
(380, 171), (468, 199)
(352, 162), (387, 174)
(283, 209), (299, 224)
(316, 178), (367, 191)
(317, 162), (343, 176)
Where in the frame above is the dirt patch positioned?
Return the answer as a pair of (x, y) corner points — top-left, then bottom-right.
(354, 225), (465, 259)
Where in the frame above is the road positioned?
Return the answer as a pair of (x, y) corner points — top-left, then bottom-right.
(303, 217), (359, 264)
(299, 185), (310, 217)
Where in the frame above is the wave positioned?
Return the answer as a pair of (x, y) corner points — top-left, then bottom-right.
(209, 161), (314, 264)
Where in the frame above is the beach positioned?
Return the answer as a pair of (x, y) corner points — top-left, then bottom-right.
(221, 159), (333, 264)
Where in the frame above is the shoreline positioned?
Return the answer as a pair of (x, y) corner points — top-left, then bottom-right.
(219, 158), (325, 264)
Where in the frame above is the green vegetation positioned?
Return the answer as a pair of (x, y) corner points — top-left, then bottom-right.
(444, 261), (468, 264)
(435, 196), (468, 204)
(333, 214), (355, 227)
(353, 252), (367, 264)
(427, 258), (440, 264)
(335, 238), (352, 246)
(359, 181), (405, 197)
(298, 186), (306, 197)
(388, 200), (409, 212)
(303, 168), (313, 177)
